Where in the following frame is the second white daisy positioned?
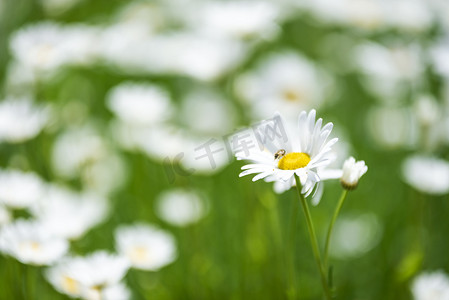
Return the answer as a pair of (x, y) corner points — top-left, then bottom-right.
(115, 223), (177, 271)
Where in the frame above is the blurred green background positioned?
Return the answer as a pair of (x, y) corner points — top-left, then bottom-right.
(1, 0), (449, 299)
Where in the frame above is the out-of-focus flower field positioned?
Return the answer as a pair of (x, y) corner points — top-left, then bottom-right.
(1, 0), (449, 299)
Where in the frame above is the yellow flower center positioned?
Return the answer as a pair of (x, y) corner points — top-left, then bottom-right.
(278, 152), (311, 170)
(283, 89), (302, 102)
(30, 242), (40, 250)
(62, 276), (80, 295)
(128, 246), (148, 264)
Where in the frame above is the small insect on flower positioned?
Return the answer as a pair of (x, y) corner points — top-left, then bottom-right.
(274, 149), (286, 160)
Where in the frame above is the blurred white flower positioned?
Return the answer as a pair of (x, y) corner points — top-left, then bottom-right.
(0, 219), (68, 265)
(115, 1), (166, 30)
(330, 213), (382, 259)
(236, 52), (332, 120)
(354, 42), (423, 100)
(238, 110), (338, 197)
(132, 126), (188, 161)
(10, 22), (67, 72)
(0, 97), (49, 143)
(384, 0), (433, 32)
(414, 95), (441, 127)
(431, 37), (449, 79)
(366, 106), (418, 149)
(111, 122), (181, 160)
(0, 169), (46, 209)
(188, 1), (280, 41)
(411, 95), (444, 150)
(72, 251), (129, 296)
(52, 126), (105, 177)
(156, 189), (207, 227)
(99, 22), (155, 71)
(52, 126), (126, 195)
(115, 224), (177, 271)
(180, 88), (236, 136)
(46, 252), (130, 300)
(299, 0), (432, 32)
(82, 153), (127, 196)
(40, 0), (83, 15)
(100, 29), (247, 81)
(161, 33), (247, 81)
(0, 206), (12, 226)
(432, 0), (449, 31)
(299, 0), (385, 31)
(181, 136), (231, 175)
(340, 157), (368, 190)
(99, 283), (131, 300)
(4, 61), (37, 91)
(107, 82), (172, 127)
(46, 260), (84, 298)
(30, 185), (108, 240)
(411, 271), (449, 300)
(402, 155), (449, 195)
(10, 22), (99, 73)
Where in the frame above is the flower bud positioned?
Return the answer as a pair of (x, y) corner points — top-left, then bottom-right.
(340, 157), (368, 190)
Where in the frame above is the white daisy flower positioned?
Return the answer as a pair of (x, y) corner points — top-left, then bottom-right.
(46, 251), (130, 300)
(411, 271), (449, 300)
(238, 110), (338, 196)
(115, 223), (177, 271)
(156, 189), (207, 227)
(0, 169), (47, 209)
(107, 82), (172, 127)
(402, 155), (449, 195)
(0, 97), (49, 143)
(340, 156), (368, 190)
(271, 168), (343, 203)
(0, 219), (68, 265)
(30, 185), (108, 240)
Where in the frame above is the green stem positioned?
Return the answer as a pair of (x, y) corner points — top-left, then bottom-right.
(294, 175), (332, 300)
(287, 193), (299, 300)
(323, 190), (349, 269)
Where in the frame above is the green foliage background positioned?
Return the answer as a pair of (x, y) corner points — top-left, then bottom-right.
(0, 0), (448, 299)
